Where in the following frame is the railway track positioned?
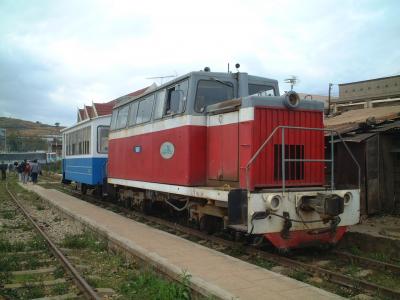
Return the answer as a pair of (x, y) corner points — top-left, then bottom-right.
(42, 178), (400, 299)
(1, 181), (101, 300)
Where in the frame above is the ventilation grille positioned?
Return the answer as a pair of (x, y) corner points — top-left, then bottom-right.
(274, 144), (304, 181)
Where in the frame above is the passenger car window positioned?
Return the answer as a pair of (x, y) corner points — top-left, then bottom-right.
(115, 105), (129, 129)
(165, 80), (188, 116)
(136, 95), (154, 124)
(97, 126), (109, 154)
(195, 80), (234, 112)
(248, 84), (275, 96)
(128, 102), (139, 126)
(154, 90), (166, 119)
(65, 126), (91, 156)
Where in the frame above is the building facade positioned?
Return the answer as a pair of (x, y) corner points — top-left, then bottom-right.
(334, 75), (400, 112)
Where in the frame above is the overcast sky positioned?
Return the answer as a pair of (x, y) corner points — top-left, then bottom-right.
(1, 0), (399, 126)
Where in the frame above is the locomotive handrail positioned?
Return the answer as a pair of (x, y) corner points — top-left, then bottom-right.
(245, 125), (361, 194)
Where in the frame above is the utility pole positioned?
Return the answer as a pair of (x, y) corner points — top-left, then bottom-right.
(327, 83), (333, 115)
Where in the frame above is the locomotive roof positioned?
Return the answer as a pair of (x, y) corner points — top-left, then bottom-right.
(114, 71), (278, 109)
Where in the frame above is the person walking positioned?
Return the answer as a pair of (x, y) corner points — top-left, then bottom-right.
(0, 161), (6, 180)
(30, 159), (40, 184)
(22, 161), (30, 184)
(17, 160), (26, 182)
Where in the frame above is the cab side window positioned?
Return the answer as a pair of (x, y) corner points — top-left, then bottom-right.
(165, 80), (188, 116)
(136, 95), (154, 124)
(128, 101), (139, 126)
(153, 90), (166, 120)
(248, 84), (275, 96)
(115, 105), (129, 130)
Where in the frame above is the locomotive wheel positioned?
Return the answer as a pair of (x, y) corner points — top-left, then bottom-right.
(94, 185), (103, 198)
(199, 215), (222, 235)
(140, 199), (153, 215)
(81, 183), (87, 195)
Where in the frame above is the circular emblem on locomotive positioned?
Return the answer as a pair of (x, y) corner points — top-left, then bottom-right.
(160, 142), (175, 159)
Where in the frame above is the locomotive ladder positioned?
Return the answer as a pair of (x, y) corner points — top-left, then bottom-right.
(245, 126), (361, 193)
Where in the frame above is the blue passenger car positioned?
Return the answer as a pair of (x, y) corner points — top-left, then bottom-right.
(61, 116), (110, 193)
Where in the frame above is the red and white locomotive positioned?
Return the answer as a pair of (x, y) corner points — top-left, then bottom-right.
(107, 69), (360, 250)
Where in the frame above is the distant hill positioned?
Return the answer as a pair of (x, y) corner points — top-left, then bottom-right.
(0, 117), (65, 137)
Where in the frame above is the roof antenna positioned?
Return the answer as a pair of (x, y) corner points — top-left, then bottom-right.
(146, 74), (176, 85)
(284, 75), (299, 91)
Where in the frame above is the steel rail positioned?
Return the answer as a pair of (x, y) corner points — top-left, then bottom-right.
(332, 250), (400, 274)
(5, 181), (101, 300)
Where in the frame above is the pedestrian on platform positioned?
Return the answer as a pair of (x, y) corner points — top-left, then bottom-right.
(17, 160), (25, 182)
(0, 161), (6, 180)
(30, 159), (40, 184)
(22, 160), (30, 184)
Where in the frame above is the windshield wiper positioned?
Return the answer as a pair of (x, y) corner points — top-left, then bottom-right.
(209, 77), (233, 88)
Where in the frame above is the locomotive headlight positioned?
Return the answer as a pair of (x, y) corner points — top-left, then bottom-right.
(263, 195), (282, 211)
(344, 192), (353, 205)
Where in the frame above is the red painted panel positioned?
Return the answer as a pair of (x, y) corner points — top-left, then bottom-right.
(265, 226), (347, 249)
(207, 123), (238, 181)
(207, 126), (222, 180)
(239, 107), (324, 190)
(108, 126), (206, 186)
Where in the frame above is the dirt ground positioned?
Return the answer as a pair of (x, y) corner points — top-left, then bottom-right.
(349, 215), (400, 240)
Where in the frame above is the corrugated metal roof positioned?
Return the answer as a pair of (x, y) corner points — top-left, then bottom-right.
(324, 105), (400, 134)
(338, 132), (376, 143)
(371, 120), (400, 132)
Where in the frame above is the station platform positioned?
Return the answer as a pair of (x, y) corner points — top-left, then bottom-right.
(21, 184), (342, 300)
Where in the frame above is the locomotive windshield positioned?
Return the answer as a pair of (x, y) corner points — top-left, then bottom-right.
(248, 84), (275, 97)
(195, 80), (234, 112)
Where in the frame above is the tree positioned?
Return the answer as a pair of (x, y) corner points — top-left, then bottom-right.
(54, 122), (60, 127)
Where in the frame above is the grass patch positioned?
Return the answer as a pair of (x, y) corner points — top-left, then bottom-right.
(252, 256), (275, 269)
(290, 270), (309, 282)
(36, 203), (46, 210)
(62, 231), (107, 252)
(0, 240), (26, 252)
(26, 236), (48, 251)
(51, 283), (70, 295)
(119, 270), (191, 300)
(226, 245), (246, 257)
(1, 284), (46, 299)
(21, 255), (43, 270)
(53, 266), (65, 278)
(2, 222), (32, 231)
(1, 210), (16, 219)
(348, 245), (362, 256)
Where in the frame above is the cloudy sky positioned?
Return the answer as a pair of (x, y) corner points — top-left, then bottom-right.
(0, 0), (399, 126)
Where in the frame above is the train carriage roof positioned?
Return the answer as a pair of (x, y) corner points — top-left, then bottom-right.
(114, 71), (279, 109)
